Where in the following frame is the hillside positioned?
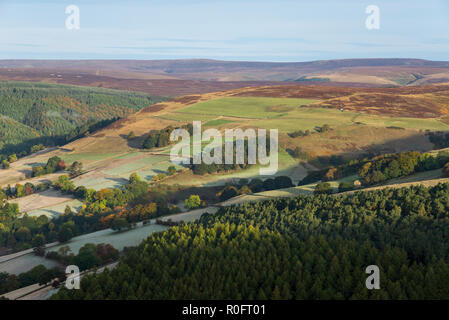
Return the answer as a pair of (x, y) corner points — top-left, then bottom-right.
(61, 82), (449, 158)
(2, 82), (449, 200)
(232, 83), (449, 118)
(2, 81), (449, 301)
(0, 81), (165, 154)
(1, 59), (449, 92)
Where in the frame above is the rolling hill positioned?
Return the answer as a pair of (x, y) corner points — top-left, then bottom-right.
(3, 81), (449, 197)
(61, 82), (449, 156)
(0, 81), (166, 154)
(3, 78), (449, 301)
(1, 59), (449, 96)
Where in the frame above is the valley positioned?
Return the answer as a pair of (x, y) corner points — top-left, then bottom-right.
(3, 80), (449, 228)
(1, 59), (449, 301)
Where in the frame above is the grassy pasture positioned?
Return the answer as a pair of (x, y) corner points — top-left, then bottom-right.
(74, 176), (128, 190)
(27, 199), (84, 218)
(353, 114), (449, 131)
(102, 155), (168, 176)
(253, 108), (449, 133)
(0, 252), (60, 275)
(60, 152), (121, 164)
(47, 223), (168, 255)
(1, 222), (169, 276)
(157, 113), (217, 122)
(177, 97), (318, 119)
(204, 119), (236, 127)
(166, 97), (449, 135)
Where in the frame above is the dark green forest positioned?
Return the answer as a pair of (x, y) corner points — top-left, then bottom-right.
(52, 183), (449, 299)
(0, 81), (166, 154)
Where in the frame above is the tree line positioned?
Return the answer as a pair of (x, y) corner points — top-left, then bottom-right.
(0, 173), (180, 252)
(300, 150), (449, 187)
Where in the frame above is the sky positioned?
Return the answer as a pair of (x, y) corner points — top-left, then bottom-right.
(0, 0), (448, 62)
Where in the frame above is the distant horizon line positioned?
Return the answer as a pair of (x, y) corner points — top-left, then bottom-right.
(0, 57), (448, 64)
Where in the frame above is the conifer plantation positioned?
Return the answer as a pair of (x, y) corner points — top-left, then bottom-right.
(53, 184), (449, 300)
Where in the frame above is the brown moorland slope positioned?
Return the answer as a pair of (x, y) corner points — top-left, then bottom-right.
(232, 83), (449, 118)
(3, 82), (449, 190)
(63, 82), (449, 155)
(1, 58), (449, 91)
(0, 68), (294, 97)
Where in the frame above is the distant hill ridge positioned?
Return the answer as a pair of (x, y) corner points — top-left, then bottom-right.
(1, 58), (449, 85)
(1, 58), (449, 71)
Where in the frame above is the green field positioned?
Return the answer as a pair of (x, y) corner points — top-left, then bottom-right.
(47, 222), (168, 255)
(161, 97), (449, 134)
(157, 113), (217, 122)
(176, 97), (318, 119)
(27, 199), (84, 218)
(253, 108), (449, 132)
(204, 119), (236, 127)
(353, 114), (449, 131)
(60, 152), (121, 164)
(102, 155), (168, 176)
(0, 222), (168, 275)
(74, 176), (128, 190)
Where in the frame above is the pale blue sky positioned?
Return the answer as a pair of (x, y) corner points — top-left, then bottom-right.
(0, 0), (448, 61)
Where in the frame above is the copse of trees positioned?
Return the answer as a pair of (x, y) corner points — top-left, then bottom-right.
(184, 195), (203, 210)
(167, 165), (177, 176)
(142, 124), (193, 149)
(443, 163), (449, 177)
(288, 124), (332, 139)
(46, 243), (119, 271)
(299, 150), (449, 187)
(1, 160), (9, 169)
(314, 182), (333, 194)
(290, 146), (312, 160)
(32, 156), (66, 177)
(0, 153), (19, 170)
(288, 129), (312, 138)
(358, 151), (449, 185)
(53, 175), (75, 194)
(190, 137), (272, 175)
(0, 182), (50, 201)
(427, 131), (449, 149)
(68, 161), (83, 178)
(216, 176), (294, 202)
(0, 144), (46, 170)
(338, 181), (355, 192)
